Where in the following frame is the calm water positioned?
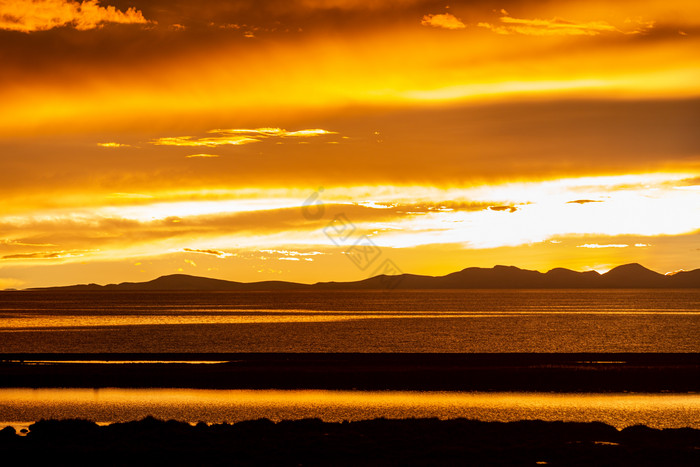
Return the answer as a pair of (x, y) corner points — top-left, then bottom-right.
(1, 389), (698, 432)
(0, 290), (698, 352)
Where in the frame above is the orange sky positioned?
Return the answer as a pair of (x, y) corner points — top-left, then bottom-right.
(0, 0), (698, 288)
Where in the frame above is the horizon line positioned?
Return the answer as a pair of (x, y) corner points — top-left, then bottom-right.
(11, 262), (700, 291)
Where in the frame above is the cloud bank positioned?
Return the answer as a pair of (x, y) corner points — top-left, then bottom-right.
(0, 0), (151, 32)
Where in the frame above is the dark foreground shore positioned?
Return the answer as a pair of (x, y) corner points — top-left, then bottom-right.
(1, 353), (699, 392)
(1, 417), (699, 466)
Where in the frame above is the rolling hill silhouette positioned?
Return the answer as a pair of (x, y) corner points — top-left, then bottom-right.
(26, 263), (699, 291)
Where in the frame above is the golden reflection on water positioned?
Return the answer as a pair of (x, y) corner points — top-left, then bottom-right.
(0, 311), (697, 330)
(1, 389), (698, 430)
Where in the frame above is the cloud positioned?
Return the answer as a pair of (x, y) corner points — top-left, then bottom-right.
(1, 239), (57, 247)
(576, 244), (629, 248)
(183, 248), (235, 258)
(186, 154), (220, 158)
(488, 205), (518, 213)
(108, 193), (153, 200)
(260, 249), (325, 257)
(576, 242), (651, 249)
(672, 177), (700, 188)
(421, 13), (465, 30)
(212, 128), (338, 137)
(152, 128), (339, 148)
(0, 0), (151, 33)
(567, 199), (604, 204)
(152, 135), (259, 148)
(1, 249), (90, 260)
(478, 10), (654, 36)
(97, 142), (130, 148)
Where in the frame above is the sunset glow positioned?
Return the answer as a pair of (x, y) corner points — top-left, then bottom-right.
(1, 0), (698, 288)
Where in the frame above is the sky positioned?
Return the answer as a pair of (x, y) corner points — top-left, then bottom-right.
(0, 0), (698, 288)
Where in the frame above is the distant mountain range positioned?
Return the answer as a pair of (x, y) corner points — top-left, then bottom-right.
(24, 263), (700, 291)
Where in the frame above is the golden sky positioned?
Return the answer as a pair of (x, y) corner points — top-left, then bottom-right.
(0, 0), (698, 288)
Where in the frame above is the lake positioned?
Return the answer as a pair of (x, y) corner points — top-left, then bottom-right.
(0, 289), (698, 352)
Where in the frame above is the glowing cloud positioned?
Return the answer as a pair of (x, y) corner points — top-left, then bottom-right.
(182, 248), (235, 258)
(1, 250), (90, 260)
(478, 10), (654, 36)
(213, 128), (338, 137)
(97, 142), (130, 148)
(421, 12), (466, 30)
(577, 244), (629, 249)
(259, 249), (325, 257)
(0, 0), (151, 33)
(152, 128), (339, 148)
(152, 135), (259, 148)
(186, 154), (220, 158)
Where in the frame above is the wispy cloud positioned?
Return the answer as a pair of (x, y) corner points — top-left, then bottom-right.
(0, 173), (695, 268)
(152, 135), (258, 148)
(488, 205), (518, 213)
(576, 244), (629, 249)
(0, 0), (151, 33)
(567, 199), (604, 204)
(576, 242), (651, 249)
(1, 239), (57, 247)
(212, 128), (338, 138)
(478, 9), (653, 36)
(152, 128), (338, 148)
(260, 249), (325, 257)
(97, 142), (130, 148)
(2, 249), (91, 260)
(108, 193), (153, 200)
(183, 248), (235, 258)
(421, 12), (465, 30)
(186, 154), (220, 158)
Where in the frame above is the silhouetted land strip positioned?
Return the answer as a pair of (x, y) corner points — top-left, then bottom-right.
(21, 263), (700, 290)
(1, 353), (698, 392)
(1, 417), (698, 466)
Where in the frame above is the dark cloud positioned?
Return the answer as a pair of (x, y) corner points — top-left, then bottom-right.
(2, 250), (87, 260)
(0, 199), (510, 256)
(0, 98), (697, 200)
(567, 199), (603, 204)
(488, 205), (518, 213)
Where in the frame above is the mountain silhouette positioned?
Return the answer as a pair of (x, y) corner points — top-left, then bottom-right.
(599, 263), (665, 288)
(24, 264), (700, 291)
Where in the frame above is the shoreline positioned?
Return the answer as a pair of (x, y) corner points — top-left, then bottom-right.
(1, 416), (699, 466)
(1, 353), (698, 392)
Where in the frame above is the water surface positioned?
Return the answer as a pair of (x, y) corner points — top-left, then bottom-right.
(0, 290), (698, 352)
(1, 388), (698, 432)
